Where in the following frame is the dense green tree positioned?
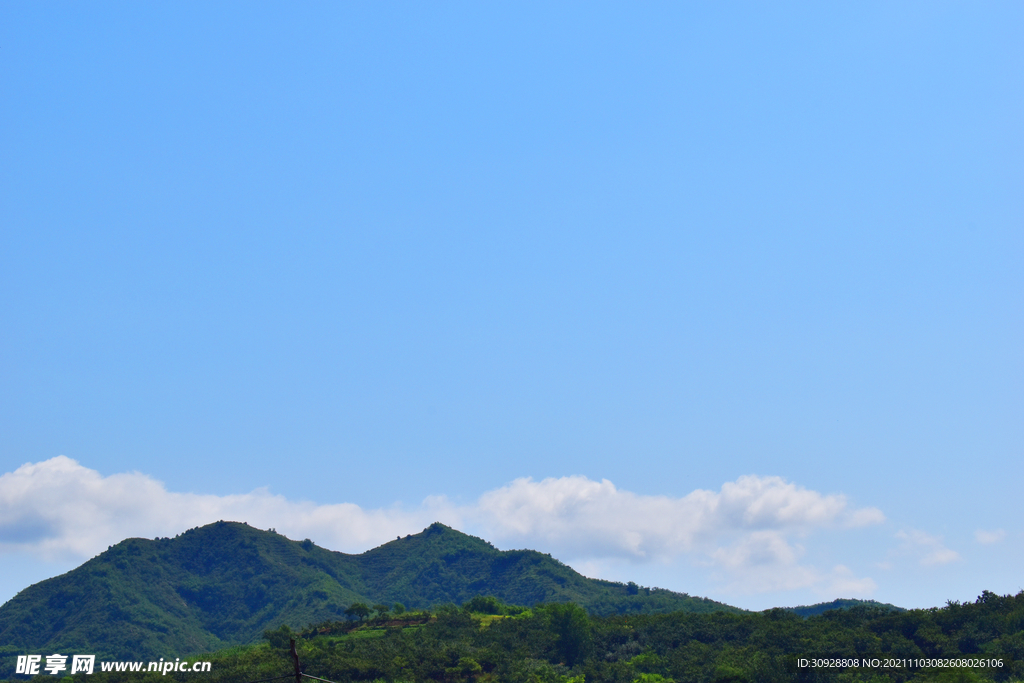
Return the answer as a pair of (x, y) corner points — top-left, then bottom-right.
(345, 603), (371, 621)
(26, 590), (1023, 683)
(464, 596), (506, 614)
(262, 623), (293, 651)
(543, 602), (593, 666)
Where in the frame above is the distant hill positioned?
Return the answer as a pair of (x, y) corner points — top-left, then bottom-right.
(0, 521), (741, 660)
(784, 597), (905, 617)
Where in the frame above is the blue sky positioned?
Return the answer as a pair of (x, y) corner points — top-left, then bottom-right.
(1, 2), (1021, 611)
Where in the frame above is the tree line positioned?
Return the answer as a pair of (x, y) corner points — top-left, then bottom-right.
(6, 591), (1023, 683)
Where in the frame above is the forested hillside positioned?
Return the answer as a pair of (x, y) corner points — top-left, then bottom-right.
(786, 599), (905, 618)
(0, 522), (736, 660)
(6, 591), (1021, 683)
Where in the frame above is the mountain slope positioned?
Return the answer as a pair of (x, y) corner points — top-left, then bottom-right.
(784, 597), (905, 617)
(0, 521), (740, 659)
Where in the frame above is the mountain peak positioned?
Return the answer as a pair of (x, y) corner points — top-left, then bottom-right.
(0, 522), (741, 660)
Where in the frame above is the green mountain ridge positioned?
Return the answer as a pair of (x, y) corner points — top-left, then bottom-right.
(784, 597), (905, 618)
(0, 521), (739, 660)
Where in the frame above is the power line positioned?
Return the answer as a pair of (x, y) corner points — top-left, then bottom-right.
(301, 674), (341, 683)
(241, 639), (343, 683)
(241, 671), (342, 683)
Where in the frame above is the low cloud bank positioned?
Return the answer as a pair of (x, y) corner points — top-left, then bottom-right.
(1, 456), (884, 596)
(895, 529), (961, 566)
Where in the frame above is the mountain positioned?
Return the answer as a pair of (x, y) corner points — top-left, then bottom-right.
(784, 597), (905, 617)
(0, 521), (741, 660)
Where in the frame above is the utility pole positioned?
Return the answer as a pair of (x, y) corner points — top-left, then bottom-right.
(290, 639), (301, 683)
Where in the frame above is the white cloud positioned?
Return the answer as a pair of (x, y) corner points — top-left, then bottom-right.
(0, 457), (883, 596)
(847, 507), (887, 527)
(470, 475), (880, 597)
(709, 531), (819, 593)
(824, 565), (877, 597)
(0, 456), (446, 560)
(895, 529), (961, 566)
(702, 538), (876, 598)
(974, 529), (1006, 545)
(473, 474), (883, 558)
